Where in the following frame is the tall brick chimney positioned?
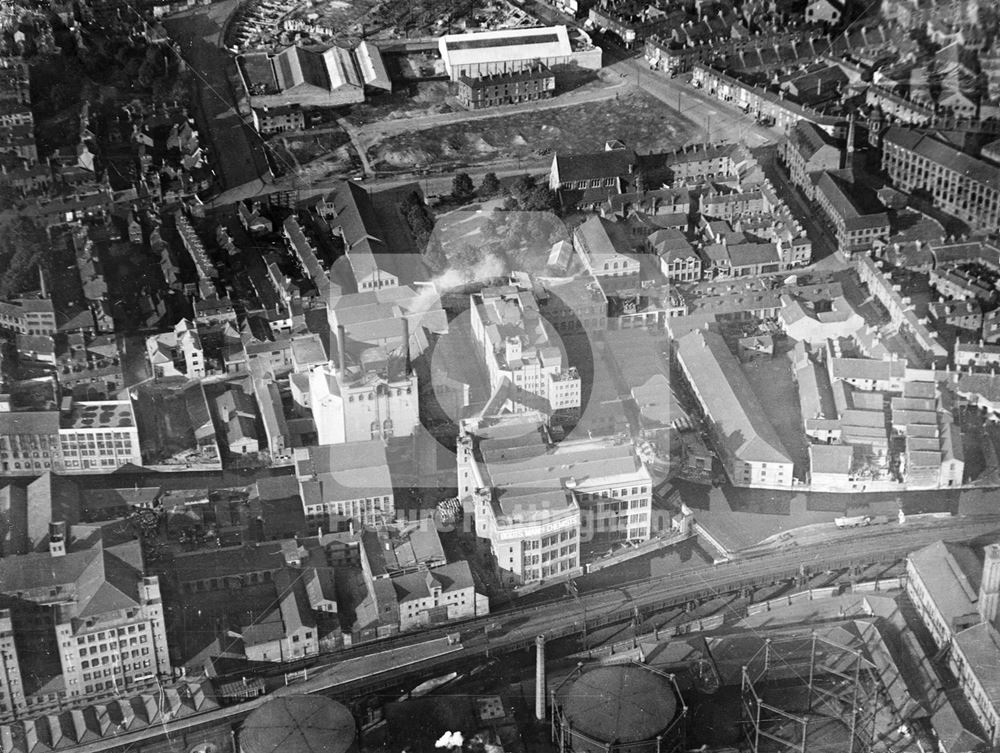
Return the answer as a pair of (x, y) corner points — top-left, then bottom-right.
(979, 543), (1000, 626)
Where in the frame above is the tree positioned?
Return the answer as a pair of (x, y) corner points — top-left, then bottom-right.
(451, 172), (474, 202)
(479, 172), (500, 197)
(523, 184), (560, 213)
(507, 173), (536, 206)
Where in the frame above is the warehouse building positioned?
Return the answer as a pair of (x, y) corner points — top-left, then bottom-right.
(438, 25), (601, 81)
(239, 41), (390, 114)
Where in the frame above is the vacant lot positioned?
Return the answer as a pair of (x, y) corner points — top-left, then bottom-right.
(370, 89), (697, 170)
(272, 129), (352, 164)
(349, 81), (455, 125)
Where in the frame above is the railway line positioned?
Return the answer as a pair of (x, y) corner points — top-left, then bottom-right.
(209, 514), (1000, 685)
(65, 514), (1000, 753)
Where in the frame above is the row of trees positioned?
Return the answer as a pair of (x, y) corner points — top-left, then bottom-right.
(400, 190), (435, 252)
(450, 171), (558, 212)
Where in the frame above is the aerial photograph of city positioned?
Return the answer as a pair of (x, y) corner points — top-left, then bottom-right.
(2, 0), (1000, 749)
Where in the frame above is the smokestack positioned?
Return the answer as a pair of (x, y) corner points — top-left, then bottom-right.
(39, 266), (47, 299)
(979, 544), (1000, 627)
(401, 317), (410, 374)
(337, 324), (346, 375)
(535, 635), (546, 721)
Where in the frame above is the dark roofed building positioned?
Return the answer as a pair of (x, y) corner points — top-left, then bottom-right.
(883, 127), (1000, 232)
(813, 169), (890, 256)
(457, 65), (555, 109)
(550, 148), (639, 193)
(781, 120), (843, 199)
(0, 525), (171, 718)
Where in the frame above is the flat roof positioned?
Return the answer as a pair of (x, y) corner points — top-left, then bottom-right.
(63, 400), (135, 430)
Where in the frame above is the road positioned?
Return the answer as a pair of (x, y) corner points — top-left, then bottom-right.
(163, 0), (272, 192)
(350, 76), (630, 146)
(754, 143), (841, 265)
(596, 36), (779, 148)
(66, 512), (1000, 753)
(205, 34), (781, 204)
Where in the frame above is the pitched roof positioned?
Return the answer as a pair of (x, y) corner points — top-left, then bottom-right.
(392, 561), (475, 603)
(885, 127), (1000, 186)
(908, 540), (982, 622)
(554, 149), (637, 184)
(676, 329), (793, 466)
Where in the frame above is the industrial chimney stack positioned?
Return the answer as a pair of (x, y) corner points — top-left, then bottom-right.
(337, 324), (347, 375)
(535, 635), (546, 721)
(401, 317), (411, 374)
(979, 543), (1000, 627)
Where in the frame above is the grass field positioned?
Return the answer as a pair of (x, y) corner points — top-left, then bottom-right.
(369, 89), (697, 169)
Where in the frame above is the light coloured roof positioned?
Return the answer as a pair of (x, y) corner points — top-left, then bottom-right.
(953, 622), (1000, 718)
(908, 540), (982, 623)
(439, 26), (571, 70)
(830, 357), (906, 381)
(676, 329), (793, 466)
(295, 440), (392, 505)
(809, 444), (854, 474)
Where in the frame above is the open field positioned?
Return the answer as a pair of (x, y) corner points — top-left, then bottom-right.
(268, 129), (354, 174)
(369, 89), (697, 170)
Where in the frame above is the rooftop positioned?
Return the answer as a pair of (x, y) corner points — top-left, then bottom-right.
(909, 540), (982, 623)
(295, 440), (392, 506)
(676, 329), (793, 466)
(63, 400), (135, 430)
(440, 26), (572, 69)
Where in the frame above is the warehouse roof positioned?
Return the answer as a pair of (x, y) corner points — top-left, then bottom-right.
(439, 26), (571, 72)
(676, 329), (793, 466)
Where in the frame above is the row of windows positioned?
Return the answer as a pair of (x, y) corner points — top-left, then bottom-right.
(76, 625), (140, 645)
(524, 557), (577, 581)
(80, 647), (149, 668)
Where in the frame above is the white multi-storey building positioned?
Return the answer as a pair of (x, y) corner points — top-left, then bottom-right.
(0, 399), (142, 475)
(470, 287), (581, 418)
(0, 525), (170, 719)
(309, 320), (418, 445)
(458, 416), (653, 586)
(294, 439), (395, 527)
(907, 540), (1000, 746)
(58, 400), (143, 472)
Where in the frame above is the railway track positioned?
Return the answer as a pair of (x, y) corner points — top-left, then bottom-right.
(62, 515), (1000, 753)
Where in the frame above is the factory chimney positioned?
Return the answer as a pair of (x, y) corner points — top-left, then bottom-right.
(979, 543), (1000, 626)
(535, 635), (546, 721)
(337, 324), (347, 375)
(39, 266), (47, 299)
(401, 316), (411, 375)
(842, 112), (856, 170)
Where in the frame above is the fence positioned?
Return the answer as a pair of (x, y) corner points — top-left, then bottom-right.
(747, 577), (904, 614)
